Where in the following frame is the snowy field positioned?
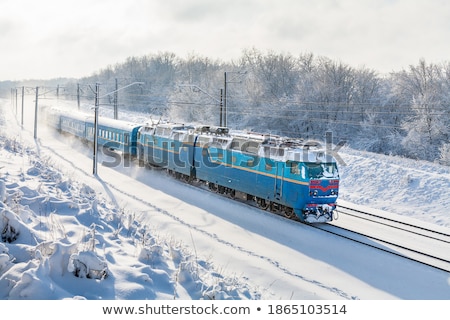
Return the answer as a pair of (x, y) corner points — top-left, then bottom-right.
(1, 99), (450, 300)
(339, 148), (450, 228)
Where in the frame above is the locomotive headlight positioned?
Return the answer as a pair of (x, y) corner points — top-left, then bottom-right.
(310, 190), (318, 197)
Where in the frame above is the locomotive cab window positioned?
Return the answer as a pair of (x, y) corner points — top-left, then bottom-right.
(305, 162), (338, 179)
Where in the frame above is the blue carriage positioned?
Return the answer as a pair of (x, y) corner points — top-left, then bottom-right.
(84, 117), (141, 156)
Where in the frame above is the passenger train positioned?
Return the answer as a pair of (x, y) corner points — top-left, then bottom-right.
(42, 107), (339, 223)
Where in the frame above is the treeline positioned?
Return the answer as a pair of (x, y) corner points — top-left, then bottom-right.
(5, 49), (450, 164)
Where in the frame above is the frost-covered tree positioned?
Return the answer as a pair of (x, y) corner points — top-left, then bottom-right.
(392, 59), (450, 161)
(38, 50), (449, 164)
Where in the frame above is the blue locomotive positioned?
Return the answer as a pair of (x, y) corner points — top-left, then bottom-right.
(136, 123), (339, 223)
(42, 107), (339, 223)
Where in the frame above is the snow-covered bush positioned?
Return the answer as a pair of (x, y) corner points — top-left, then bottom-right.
(0, 242), (13, 274)
(68, 251), (109, 279)
(1, 208), (21, 243)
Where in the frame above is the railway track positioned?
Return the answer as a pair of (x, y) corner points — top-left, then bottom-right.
(313, 204), (450, 273)
(132, 159), (450, 273)
(160, 167), (450, 273)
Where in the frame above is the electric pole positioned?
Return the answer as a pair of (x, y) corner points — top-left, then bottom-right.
(15, 88), (18, 115)
(220, 88), (223, 127)
(223, 72), (227, 127)
(21, 86), (24, 127)
(34, 87), (39, 139)
(93, 83), (99, 175)
(223, 71), (246, 128)
(114, 78), (118, 120)
(77, 83), (81, 110)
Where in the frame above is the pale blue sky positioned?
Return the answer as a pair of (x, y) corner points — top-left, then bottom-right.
(1, 0), (449, 80)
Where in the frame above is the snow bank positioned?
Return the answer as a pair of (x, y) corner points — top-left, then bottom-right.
(0, 135), (259, 299)
(339, 147), (450, 227)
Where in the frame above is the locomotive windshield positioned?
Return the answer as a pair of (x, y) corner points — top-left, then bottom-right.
(305, 162), (338, 179)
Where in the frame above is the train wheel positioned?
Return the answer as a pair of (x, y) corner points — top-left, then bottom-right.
(256, 198), (270, 210)
(283, 208), (295, 219)
(208, 182), (218, 192)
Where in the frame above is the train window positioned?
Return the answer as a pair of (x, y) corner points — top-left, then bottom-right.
(230, 138), (245, 151)
(305, 162), (338, 179)
(264, 146), (284, 158)
(289, 161), (300, 175)
(229, 141), (239, 150)
(272, 147), (284, 157)
(247, 159), (254, 167)
(306, 163), (320, 178)
(265, 161), (273, 171)
(213, 138), (229, 148)
(241, 140), (260, 154)
(322, 163), (338, 178)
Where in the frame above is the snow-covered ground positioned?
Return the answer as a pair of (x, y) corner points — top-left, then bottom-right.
(339, 148), (450, 228)
(1, 99), (450, 300)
